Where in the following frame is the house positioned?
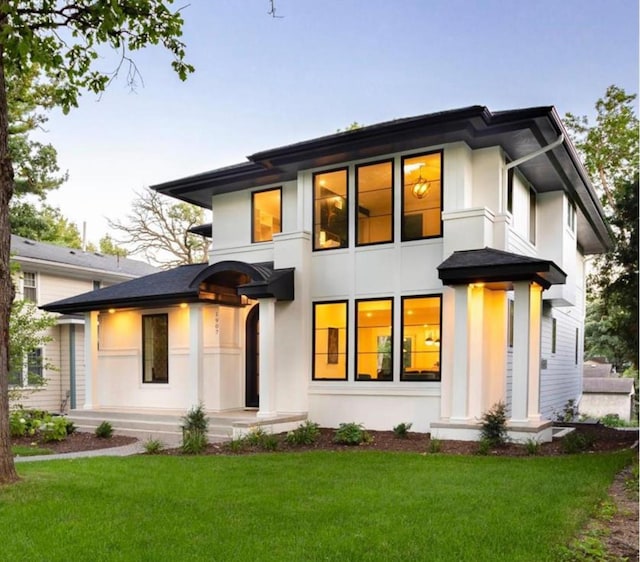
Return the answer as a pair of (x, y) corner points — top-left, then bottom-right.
(11, 234), (158, 412)
(43, 105), (610, 442)
(579, 378), (635, 422)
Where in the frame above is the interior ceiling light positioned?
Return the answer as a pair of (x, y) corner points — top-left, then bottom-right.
(412, 168), (430, 199)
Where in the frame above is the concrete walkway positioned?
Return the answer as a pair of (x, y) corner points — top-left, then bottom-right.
(14, 441), (145, 463)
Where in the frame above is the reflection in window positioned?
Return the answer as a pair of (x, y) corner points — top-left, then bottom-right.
(402, 152), (442, 240)
(401, 296), (441, 381)
(356, 160), (393, 245)
(313, 302), (347, 379)
(313, 169), (348, 250)
(252, 188), (282, 242)
(356, 299), (393, 381)
(143, 314), (168, 383)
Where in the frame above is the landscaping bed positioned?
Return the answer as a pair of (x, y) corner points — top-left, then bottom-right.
(11, 432), (137, 455)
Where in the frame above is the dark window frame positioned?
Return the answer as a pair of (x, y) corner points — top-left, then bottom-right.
(400, 294), (442, 382)
(355, 159), (394, 247)
(355, 297), (394, 382)
(142, 313), (169, 384)
(551, 318), (557, 354)
(507, 299), (514, 348)
(251, 186), (283, 243)
(313, 167), (349, 251)
(529, 187), (537, 245)
(312, 300), (349, 381)
(507, 168), (514, 214)
(401, 150), (444, 242)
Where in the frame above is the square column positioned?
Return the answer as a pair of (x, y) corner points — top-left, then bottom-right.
(257, 297), (276, 419)
(83, 311), (98, 409)
(450, 285), (470, 421)
(188, 303), (204, 408)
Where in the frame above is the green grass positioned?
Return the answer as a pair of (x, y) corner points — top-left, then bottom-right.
(11, 444), (54, 457)
(1, 450), (632, 561)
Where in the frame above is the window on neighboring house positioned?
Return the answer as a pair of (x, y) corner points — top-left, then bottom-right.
(23, 272), (37, 303)
(402, 151), (442, 241)
(401, 295), (442, 381)
(551, 318), (557, 354)
(529, 188), (537, 244)
(356, 160), (393, 245)
(142, 314), (168, 383)
(252, 187), (282, 242)
(9, 348), (43, 387)
(356, 298), (393, 381)
(313, 168), (348, 250)
(567, 200), (577, 232)
(507, 300), (514, 348)
(312, 301), (347, 380)
(93, 280), (101, 290)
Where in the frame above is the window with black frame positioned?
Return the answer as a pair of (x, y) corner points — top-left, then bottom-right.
(142, 314), (168, 383)
(313, 168), (348, 250)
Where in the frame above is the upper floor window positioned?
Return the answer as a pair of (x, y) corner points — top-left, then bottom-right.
(312, 301), (347, 380)
(402, 151), (442, 240)
(93, 280), (101, 290)
(252, 188), (282, 242)
(313, 168), (348, 250)
(356, 160), (393, 245)
(401, 295), (441, 381)
(142, 314), (168, 383)
(567, 200), (577, 232)
(22, 272), (37, 303)
(356, 298), (393, 381)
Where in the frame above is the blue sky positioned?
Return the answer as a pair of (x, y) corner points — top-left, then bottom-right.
(41, 0), (639, 243)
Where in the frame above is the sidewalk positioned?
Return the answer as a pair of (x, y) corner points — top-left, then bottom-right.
(14, 441), (145, 463)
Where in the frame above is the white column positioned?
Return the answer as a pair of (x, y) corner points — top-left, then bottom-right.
(527, 284), (543, 421)
(450, 285), (469, 421)
(467, 285), (485, 419)
(188, 303), (204, 407)
(511, 281), (536, 422)
(83, 311), (98, 410)
(257, 298), (276, 419)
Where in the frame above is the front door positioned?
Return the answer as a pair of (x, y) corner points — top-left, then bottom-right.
(245, 306), (259, 408)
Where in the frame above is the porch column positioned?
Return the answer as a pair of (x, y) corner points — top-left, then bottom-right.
(511, 282), (542, 422)
(257, 297), (276, 419)
(450, 285), (469, 421)
(188, 303), (204, 407)
(83, 311), (98, 410)
(467, 285), (485, 420)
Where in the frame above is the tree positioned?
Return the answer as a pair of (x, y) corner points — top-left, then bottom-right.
(0, 1), (193, 485)
(564, 86), (639, 370)
(107, 188), (208, 268)
(9, 200), (82, 247)
(97, 234), (128, 258)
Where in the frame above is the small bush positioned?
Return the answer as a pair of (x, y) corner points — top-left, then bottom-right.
(333, 422), (372, 446)
(182, 431), (208, 454)
(393, 422), (413, 439)
(245, 427), (279, 451)
(65, 419), (77, 435)
(480, 402), (508, 446)
(428, 438), (442, 453)
(95, 421), (113, 439)
(556, 399), (578, 423)
(225, 437), (247, 453)
(476, 438), (492, 455)
(561, 431), (595, 454)
(286, 421), (320, 446)
(181, 404), (209, 454)
(525, 438), (541, 456)
(40, 416), (69, 442)
(144, 438), (164, 454)
(9, 412), (26, 438)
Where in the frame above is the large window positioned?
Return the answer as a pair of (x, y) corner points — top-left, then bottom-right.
(356, 160), (393, 245)
(402, 151), (442, 240)
(356, 299), (393, 381)
(401, 296), (441, 381)
(252, 188), (282, 242)
(312, 301), (347, 380)
(313, 168), (348, 250)
(9, 348), (43, 387)
(23, 272), (37, 303)
(142, 314), (168, 383)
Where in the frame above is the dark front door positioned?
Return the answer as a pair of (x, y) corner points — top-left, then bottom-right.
(245, 306), (259, 408)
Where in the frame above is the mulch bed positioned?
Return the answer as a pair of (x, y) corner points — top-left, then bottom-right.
(12, 432), (137, 455)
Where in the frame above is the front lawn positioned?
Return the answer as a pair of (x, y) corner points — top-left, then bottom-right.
(1, 450), (632, 561)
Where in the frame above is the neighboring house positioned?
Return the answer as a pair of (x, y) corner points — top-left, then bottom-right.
(579, 378), (635, 422)
(583, 360), (614, 378)
(44, 105), (611, 442)
(11, 234), (158, 412)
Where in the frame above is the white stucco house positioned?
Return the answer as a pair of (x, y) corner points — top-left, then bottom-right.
(43, 105), (610, 442)
(11, 235), (158, 412)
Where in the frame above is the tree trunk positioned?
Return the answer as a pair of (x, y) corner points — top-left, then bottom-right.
(0, 33), (19, 485)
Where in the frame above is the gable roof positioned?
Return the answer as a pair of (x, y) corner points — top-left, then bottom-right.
(11, 235), (158, 279)
(152, 105), (610, 254)
(583, 377), (634, 394)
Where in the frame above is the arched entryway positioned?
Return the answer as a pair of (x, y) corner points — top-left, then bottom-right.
(245, 305), (260, 408)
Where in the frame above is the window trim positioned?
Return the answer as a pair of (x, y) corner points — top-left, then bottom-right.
(22, 271), (37, 303)
(142, 313), (169, 384)
(312, 300), (348, 381)
(312, 167), (349, 251)
(355, 297), (394, 382)
(355, 159), (394, 247)
(400, 294), (442, 382)
(9, 347), (44, 388)
(251, 186), (282, 243)
(401, 149), (444, 242)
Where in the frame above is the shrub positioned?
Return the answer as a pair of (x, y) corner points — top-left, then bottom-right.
(525, 438), (541, 456)
(9, 412), (26, 438)
(561, 431), (595, 454)
(181, 404), (209, 454)
(182, 431), (208, 455)
(225, 437), (247, 453)
(393, 422), (413, 439)
(286, 421), (320, 446)
(95, 421), (113, 439)
(245, 427), (279, 451)
(428, 438), (442, 453)
(65, 419), (77, 435)
(556, 399), (578, 423)
(476, 438), (492, 455)
(480, 402), (508, 446)
(333, 422), (372, 446)
(144, 438), (164, 454)
(40, 416), (69, 442)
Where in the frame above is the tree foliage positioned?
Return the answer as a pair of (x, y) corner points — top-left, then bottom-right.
(107, 188), (208, 268)
(10, 200), (82, 246)
(0, 0), (193, 485)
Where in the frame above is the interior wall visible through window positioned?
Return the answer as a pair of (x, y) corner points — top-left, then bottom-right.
(142, 314), (169, 383)
(356, 298), (393, 381)
(312, 301), (347, 379)
(313, 169), (348, 250)
(402, 151), (442, 240)
(356, 160), (393, 245)
(252, 187), (282, 242)
(401, 295), (442, 381)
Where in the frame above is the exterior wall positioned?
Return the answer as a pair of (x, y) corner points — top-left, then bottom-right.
(579, 393), (634, 422)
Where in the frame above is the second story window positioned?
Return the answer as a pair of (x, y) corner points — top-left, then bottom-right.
(23, 272), (37, 303)
(567, 200), (577, 232)
(402, 151), (442, 241)
(313, 168), (348, 250)
(356, 160), (393, 245)
(252, 188), (282, 242)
